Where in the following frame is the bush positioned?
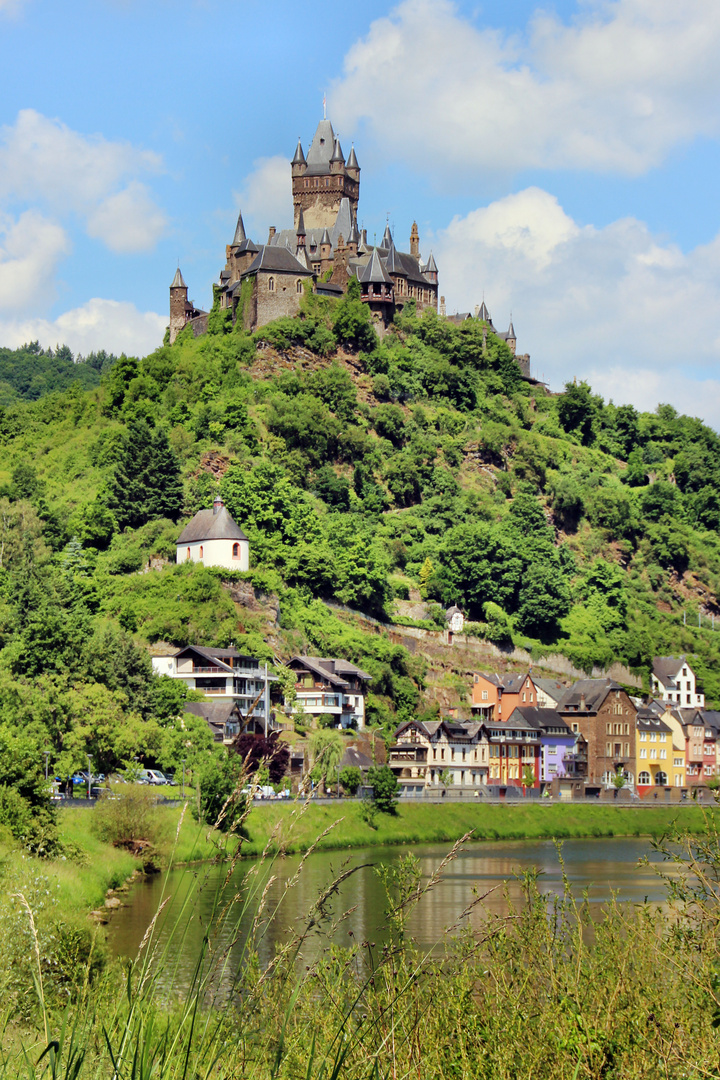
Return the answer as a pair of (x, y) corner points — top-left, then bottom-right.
(367, 765), (400, 814)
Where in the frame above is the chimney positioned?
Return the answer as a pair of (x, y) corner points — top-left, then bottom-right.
(268, 226), (276, 242)
(579, 693), (586, 711)
(474, 304), (480, 317)
(213, 496), (224, 515)
(439, 295), (446, 317)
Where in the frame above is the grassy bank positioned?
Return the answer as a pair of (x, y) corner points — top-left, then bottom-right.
(238, 799), (710, 856)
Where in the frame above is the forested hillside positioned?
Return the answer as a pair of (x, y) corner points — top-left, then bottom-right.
(1, 282), (719, 828)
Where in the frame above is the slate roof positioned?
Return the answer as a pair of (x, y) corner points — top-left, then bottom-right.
(290, 655), (371, 689)
(506, 319), (516, 339)
(506, 706), (573, 735)
(424, 251), (437, 273)
(232, 211), (246, 246)
(532, 678), (568, 704)
(305, 118), (336, 174)
(346, 144), (359, 169)
(339, 746), (373, 770)
(652, 656), (686, 686)
(244, 245), (313, 276)
(291, 138), (306, 166)
(358, 247), (393, 285)
(636, 711), (672, 734)
(171, 267), (186, 288)
(330, 136), (345, 163)
(557, 678), (620, 712)
(176, 505), (248, 544)
(184, 700), (243, 724)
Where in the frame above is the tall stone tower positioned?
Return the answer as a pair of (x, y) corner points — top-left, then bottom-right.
(169, 267), (188, 345)
(291, 120), (360, 230)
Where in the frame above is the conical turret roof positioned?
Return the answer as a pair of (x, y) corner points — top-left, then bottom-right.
(348, 217), (360, 245)
(347, 144), (359, 169)
(171, 267), (186, 288)
(477, 300), (491, 322)
(296, 208), (306, 237)
(424, 251), (437, 273)
(330, 136), (345, 163)
(232, 211), (246, 246)
(291, 137), (306, 166)
(507, 318), (516, 338)
(382, 222), (393, 248)
(385, 242), (401, 274)
(320, 227), (331, 247)
(358, 248), (392, 285)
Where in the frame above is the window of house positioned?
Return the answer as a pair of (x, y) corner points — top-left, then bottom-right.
(482, 690), (488, 700)
(572, 723), (579, 733)
(640, 748), (647, 759)
(607, 723), (612, 735)
(296, 280), (303, 293)
(683, 668), (688, 678)
(199, 546), (203, 558)
(650, 732), (656, 742)
(232, 543), (240, 559)
(268, 277), (275, 291)
(186, 547), (191, 559)
(638, 771), (651, 785)
(624, 743), (630, 757)
(624, 723), (630, 735)
(474, 675), (479, 683)
(606, 742), (612, 756)
(687, 695), (691, 704)
(660, 749), (667, 760)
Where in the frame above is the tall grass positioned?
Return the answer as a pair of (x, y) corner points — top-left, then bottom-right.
(3, 794), (720, 1078)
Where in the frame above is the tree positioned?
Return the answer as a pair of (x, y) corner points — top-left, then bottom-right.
(557, 380), (600, 445)
(332, 277), (378, 351)
(109, 418), (183, 529)
(309, 729), (344, 792)
(233, 731), (290, 784)
(339, 765), (362, 795)
(521, 764), (536, 794)
(367, 765), (400, 814)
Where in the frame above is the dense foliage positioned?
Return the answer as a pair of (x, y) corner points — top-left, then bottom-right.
(0, 298), (719, 830)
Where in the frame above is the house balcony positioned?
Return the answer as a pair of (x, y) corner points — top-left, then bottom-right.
(389, 747), (428, 764)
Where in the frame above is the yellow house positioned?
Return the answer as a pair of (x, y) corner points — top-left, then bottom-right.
(636, 710), (683, 790)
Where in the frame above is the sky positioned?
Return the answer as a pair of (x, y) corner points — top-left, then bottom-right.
(1, 0), (720, 426)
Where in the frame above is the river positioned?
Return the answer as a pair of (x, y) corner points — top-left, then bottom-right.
(109, 836), (679, 996)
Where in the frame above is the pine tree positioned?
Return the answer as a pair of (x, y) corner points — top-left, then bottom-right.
(109, 419), (182, 528)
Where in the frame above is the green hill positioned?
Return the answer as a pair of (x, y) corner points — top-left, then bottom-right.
(0, 287), (719, 805)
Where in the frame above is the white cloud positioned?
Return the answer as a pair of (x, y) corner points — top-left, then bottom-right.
(0, 210), (70, 313)
(433, 188), (720, 427)
(0, 298), (166, 358)
(0, 109), (166, 252)
(86, 182), (168, 254)
(235, 156), (291, 238)
(331, 0), (720, 177)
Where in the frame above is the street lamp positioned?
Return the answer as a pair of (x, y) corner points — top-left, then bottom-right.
(87, 755), (93, 800)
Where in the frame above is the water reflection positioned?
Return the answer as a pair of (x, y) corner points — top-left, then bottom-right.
(109, 837), (676, 997)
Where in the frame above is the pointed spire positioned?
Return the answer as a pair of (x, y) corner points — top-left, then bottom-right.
(424, 251), (437, 273)
(291, 137), (306, 166)
(171, 267), (186, 288)
(348, 216), (360, 246)
(478, 300), (491, 322)
(232, 210), (246, 246)
(507, 316), (516, 339)
(330, 135), (345, 163)
(296, 208), (306, 238)
(358, 247), (392, 285)
(320, 227), (332, 247)
(382, 222), (393, 248)
(347, 143), (359, 169)
(385, 242), (400, 274)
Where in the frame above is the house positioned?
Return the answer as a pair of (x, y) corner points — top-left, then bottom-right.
(427, 720), (488, 788)
(635, 710), (680, 791)
(557, 678), (637, 788)
(533, 678), (570, 710)
(471, 672), (538, 722)
(389, 720), (434, 794)
(152, 645), (274, 731)
(183, 700), (247, 743)
(506, 707), (578, 783)
(445, 605), (464, 643)
(484, 712), (541, 788)
(651, 656), (704, 709)
(176, 496), (249, 570)
(286, 656), (371, 729)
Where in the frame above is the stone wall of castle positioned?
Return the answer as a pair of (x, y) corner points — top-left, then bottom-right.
(293, 177), (360, 230)
(252, 272), (305, 330)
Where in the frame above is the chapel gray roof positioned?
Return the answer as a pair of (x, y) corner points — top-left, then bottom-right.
(652, 656), (687, 684)
(347, 144), (359, 169)
(330, 136), (345, 163)
(176, 505), (248, 544)
(291, 138), (306, 166)
(424, 251), (437, 273)
(305, 118), (336, 174)
(171, 267), (186, 288)
(506, 319), (516, 339)
(445, 605), (462, 617)
(558, 678), (621, 712)
(243, 245), (313, 276)
(232, 211), (247, 246)
(358, 247), (392, 285)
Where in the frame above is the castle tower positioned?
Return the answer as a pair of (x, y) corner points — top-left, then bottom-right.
(292, 118), (360, 231)
(319, 227), (332, 274)
(506, 317), (517, 356)
(424, 251), (438, 284)
(410, 221), (419, 258)
(169, 267), (188, 345)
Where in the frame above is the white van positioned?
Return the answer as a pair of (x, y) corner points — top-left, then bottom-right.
(137, 769), (169, 786)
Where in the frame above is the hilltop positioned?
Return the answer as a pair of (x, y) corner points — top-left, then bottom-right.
(1, 289), (719, 764)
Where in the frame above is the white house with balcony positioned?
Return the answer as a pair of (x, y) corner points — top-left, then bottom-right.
(286, 656), (371, 729)
(651, 656), (704, 709)
(176, 497), (250, 571)
(152, 645), (275, 733)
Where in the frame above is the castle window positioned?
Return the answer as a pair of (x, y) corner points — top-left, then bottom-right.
(232, 543), (240, 559)
(325, 178), (329, 187)
(268, 277), (275, 291)
(296, 280), (303, 293)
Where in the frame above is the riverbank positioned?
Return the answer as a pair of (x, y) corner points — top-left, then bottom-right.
(237, 799), (710, 855)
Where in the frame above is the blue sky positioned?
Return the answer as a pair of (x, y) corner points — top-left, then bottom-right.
(1, 0), (720, 426)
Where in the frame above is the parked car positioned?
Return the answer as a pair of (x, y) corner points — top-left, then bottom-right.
(136, 769), (170, 786)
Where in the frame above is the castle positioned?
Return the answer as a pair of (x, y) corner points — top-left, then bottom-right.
(168, 115), (528, 373)
(169, 116), (438, 343)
